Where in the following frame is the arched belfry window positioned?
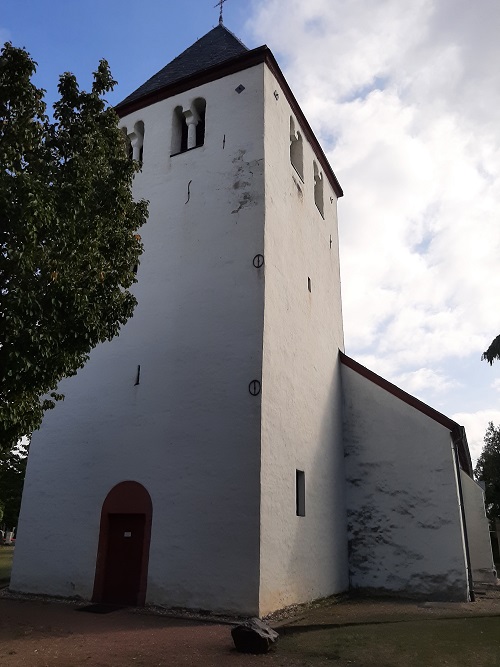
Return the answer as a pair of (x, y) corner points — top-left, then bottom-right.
(121, 123), (144, 164)
(192, 98), (206, 148)
(171, 98), (206, 156)
(133, 121), (145, 163)
(290, 117), (304, 180)
(121, 127), (133, 160)
(172, 106), (188, 154)
(313, 161), (324, 217)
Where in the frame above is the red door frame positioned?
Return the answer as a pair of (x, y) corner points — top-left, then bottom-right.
(92, 481), (153, 606)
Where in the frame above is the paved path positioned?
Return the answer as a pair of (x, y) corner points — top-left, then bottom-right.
(1, 585), (498, 666)
(0, 597), (295, 667)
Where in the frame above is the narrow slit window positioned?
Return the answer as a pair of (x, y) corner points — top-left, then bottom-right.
(308, 277), (311, 292)
(296, 470), (305, 517)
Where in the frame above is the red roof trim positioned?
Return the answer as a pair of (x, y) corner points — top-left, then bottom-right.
(339, 351), (473, 475)
(115, 46), (343, 198)
(115, 46), (268, 116)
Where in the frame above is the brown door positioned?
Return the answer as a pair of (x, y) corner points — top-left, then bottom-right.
(102, 513), (146, 605)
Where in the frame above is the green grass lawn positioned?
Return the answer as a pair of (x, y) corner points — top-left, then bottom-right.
(0, 546), (14, 586)
(280, 616), (500, 667)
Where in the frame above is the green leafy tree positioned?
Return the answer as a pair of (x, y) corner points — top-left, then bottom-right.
(482, 335), (500, 365)
(0, 442), (28, 529)
(475, 422), (500, 522)
(0, 44), (148, 452)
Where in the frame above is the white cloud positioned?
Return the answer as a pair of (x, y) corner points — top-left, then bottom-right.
(392, 368), (460, 396)
(247, 0), (500, 417)
(492, 379), (500, 392)
(452, 410), (500, 465)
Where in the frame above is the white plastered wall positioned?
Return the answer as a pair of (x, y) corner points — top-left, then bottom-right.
(259, 66), (348, 615)
(460, 471), (496, 583)
(12, 64), (267, 616)
(342, 364), (469, 600)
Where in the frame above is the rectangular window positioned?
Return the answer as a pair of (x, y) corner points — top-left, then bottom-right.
(296, 470), (305, 517)
(308, 277), (311, 292)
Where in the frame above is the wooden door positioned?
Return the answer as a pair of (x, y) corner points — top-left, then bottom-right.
(102, 513), (145, 605)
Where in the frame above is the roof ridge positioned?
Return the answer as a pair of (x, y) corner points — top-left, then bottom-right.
(170, 24), (248, 60)
(117, 24), (249, 109)
(214, 23), (248, 50)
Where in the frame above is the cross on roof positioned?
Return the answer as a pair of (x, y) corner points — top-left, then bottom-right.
(214, 0), (228, 25)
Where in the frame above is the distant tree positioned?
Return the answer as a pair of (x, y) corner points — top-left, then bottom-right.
(0, 43), (148, 452)
(475, 422), (500, 522)
(482, 335), (500, 365)
(0, 442), (28, 529)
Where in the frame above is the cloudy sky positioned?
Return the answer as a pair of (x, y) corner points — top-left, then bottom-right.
(3, 0), (499, 462)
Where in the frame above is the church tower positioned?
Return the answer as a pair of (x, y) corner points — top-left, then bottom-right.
(12, 25), (348, 616)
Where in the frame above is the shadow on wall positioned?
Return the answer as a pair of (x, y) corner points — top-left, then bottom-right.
(270, 357), (349, 609)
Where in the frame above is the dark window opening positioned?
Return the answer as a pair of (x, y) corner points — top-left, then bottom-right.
(171, 106), (187, 155)
(290, 117), (304, 180)
(180, 118), (188, 152)
(134, 120), (145, 164)
(171, 99), (206, 157)
(122, 123), (144, 163)
(195, 115), (205, 148)
(314, 161), (324, 217)
(122, 128), (133, 160)
(296, 470), (305, 517)
(192, 97), (206, 148)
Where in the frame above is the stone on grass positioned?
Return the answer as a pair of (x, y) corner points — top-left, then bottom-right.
(231, 617), (279, 654)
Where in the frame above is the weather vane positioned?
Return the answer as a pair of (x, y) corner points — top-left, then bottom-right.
(214, 0), (228, 25)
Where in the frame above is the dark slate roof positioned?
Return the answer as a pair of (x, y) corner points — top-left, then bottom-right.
(117, 25), (248, 108)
